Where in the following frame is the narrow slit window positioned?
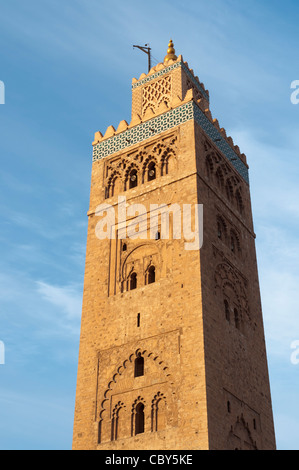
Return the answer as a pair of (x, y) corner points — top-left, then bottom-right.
(162, 159), (169, 176)
(234, 308), (240, 330)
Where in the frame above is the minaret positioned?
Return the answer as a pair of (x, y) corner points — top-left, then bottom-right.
(73, 41), (276, 450)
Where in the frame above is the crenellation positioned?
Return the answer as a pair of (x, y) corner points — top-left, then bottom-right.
(104, 125), (116, 139)
(213, 118), (221, 131)
(129, 113), (142, 128)
(116, 120), (129, 134)
(220, 127), (228, 139)
(204, 108), (213, 122)
(92, 131), (103, 145)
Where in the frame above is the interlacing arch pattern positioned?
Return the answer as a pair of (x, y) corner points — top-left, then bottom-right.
(228, 415), (258, 450)
(205, 148), (245, 215)
(104, 139), (177, 198)
(105, 169), (122, 198)
(151, 392), (167, 432)
(111, 401), (126, 441)
(141, 155), (158, 183)
(99, 349), (174, 422)
(186, 78), (202, 102)
(217, 214), (242, 257)
(145, 262), (156, 285)
(142, 75), (172, 116)
(214, 262), (251, 330)
(97, 349), (175, 443)
(217, 215), (228, 241)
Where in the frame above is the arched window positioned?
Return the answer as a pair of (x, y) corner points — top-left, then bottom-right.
(148, 161), (156, 181)
(111, 402), (125, 441)
(215, 168), (224, 190)
(146, 266), (156, 285)
(161, 159), (168, 176)
(217, 217), (226, 241)
(151, 393), (166, 432)
(230, 231), (240, 255)
(135, 403), (145, 435)
(224, 299), (230, 322)
(129, 272), (137, 291)
(112, 177), (121, 197)
(205, 156), (213, 179)
(236, 189), (244, 214)
(234, 308), (241, 330)
(218, 221), (223, 239)
(107, 175), (122, 198)
(122, 243), (127, 252)
(227, 401), (231, 413)
(226, 180), (234, 202)
(134, 354), (144, 377)
(129, 169), (138, 189)
(161, 154), (172, 176)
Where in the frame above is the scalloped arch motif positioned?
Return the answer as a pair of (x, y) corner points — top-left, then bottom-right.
(214, 262), (250, 322)
(104, 138), (177, 194)
(205, 150), (245, 215)
(121, 243), (160, 282)
(93, 101), (249, 183)
(99, 349), (174, 420)
(228, 415), (257, 450)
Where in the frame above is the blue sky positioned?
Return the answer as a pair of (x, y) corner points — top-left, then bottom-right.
(0, 0), (298, 450)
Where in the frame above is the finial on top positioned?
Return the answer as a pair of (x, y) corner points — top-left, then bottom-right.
(164, 39), (178, 63)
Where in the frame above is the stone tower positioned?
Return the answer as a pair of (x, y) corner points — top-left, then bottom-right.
(72, 41), (276, 450)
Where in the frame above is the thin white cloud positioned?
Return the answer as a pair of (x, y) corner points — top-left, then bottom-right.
(36, 281), (82, 323)
(0, 270), (82, 358)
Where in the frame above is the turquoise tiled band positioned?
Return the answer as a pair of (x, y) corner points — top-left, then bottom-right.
(92, 101), (249, 184)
